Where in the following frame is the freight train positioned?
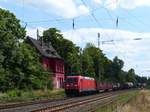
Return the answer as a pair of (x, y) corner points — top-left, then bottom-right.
(64, 75), (134, 96)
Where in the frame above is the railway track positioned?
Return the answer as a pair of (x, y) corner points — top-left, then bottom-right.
(0, 98), (67, 110)
(0, 90), (135, 112)
(32, 90), (131, 112)
(32, 94), (116, 112)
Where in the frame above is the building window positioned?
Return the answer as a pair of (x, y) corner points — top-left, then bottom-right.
(46, 64), (49, 69)
(51, 51), (55, 55)
(56, 64), (57, 72)
(59, 63), (61, 72)
(61, 64), (62, 72)
(60, 64), (61, 72)
(57, 63), (59, 72)
(46, 49), (51, 54)
(59, 64), (61, 72)
(57, 63), (60, 72)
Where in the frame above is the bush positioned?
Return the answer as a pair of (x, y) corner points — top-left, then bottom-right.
(7, 89), (22, 97)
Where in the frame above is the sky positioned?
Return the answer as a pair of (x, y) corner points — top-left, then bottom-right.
(0, 0), (150, 77)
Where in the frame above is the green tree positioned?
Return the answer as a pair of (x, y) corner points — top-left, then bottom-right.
(147, 77), (150, 86)
(126, 68), (136, 83)
(42, 28), (81, 76)
(0, 8), (51, 91)
(82, 43), (105, 80)
(81, 48), (95, 77)
(12, 43), (51, 90)
(42, 28), (63, 50)
(0, 9), (25, 91)
(112, 56), (124, 83)
(102, 59), (114, 82)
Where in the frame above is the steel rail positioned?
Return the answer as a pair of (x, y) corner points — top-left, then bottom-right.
(0, 98), (67, 110)
(32, 93), (119, 112)
(0, 89), (136, 112)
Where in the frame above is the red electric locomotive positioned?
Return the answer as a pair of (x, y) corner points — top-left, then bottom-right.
(64, 76), (96, 96)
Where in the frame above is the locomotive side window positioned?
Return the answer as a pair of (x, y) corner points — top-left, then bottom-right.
(66, 78), (78, 83)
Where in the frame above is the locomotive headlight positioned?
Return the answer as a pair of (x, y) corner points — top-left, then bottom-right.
(66, 84), (69, 87)
(74, 84), (78, 87)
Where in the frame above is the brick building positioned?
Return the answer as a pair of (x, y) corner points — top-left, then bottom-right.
(26, 36), (64, 88)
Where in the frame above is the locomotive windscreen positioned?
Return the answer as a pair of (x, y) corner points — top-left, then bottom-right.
(65, 78), (78, 83)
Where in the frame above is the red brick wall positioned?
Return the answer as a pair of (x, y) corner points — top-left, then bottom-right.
(41, 57), (64, 88)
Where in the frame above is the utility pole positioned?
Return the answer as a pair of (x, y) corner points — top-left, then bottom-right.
(37, 29), (43, 46)
(37, 29), (39, 40)
(98, 33), (100, 48)
(73, 19), (75, 30)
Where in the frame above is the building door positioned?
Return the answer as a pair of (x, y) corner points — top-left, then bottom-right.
(59, 78), (63, 88)
(58, 78), (61, 88)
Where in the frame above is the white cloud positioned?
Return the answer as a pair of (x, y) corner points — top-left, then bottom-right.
(119, 0), (150, 9)
(26, 27), (45, 39)
(7, 0), (89, 18)
(93, 0), (102, 4)
(78, 5), (90, 16)
(0, 6), (3, 8)
(105, 0), (118, 10)
(26, 27), (150, 76)
(104, 0), (150, 10)
(63, 28), (142, 47)
(2, 0), (150, 14)
(0, 0), (7, 2)
(0, 6), (6, 10)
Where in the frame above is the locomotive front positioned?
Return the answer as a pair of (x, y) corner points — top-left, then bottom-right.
(64, 76), (80, 96)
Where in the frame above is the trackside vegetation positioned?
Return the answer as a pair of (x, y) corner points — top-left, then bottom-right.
(96, 90), (139, 112)
(0, 89), (65, 103)
(119, 90), (150, 112)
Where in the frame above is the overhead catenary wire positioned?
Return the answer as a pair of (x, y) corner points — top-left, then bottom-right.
(0, 0), (148, 53)
(80, 0), (116, 42)
(23, 0), (117, 24)
(110, 8), (147, 73)
(98, 2), (150, 41)
(26, 18), (72, 24)
(91, 0), (150, 33)
(17, 0), (142, 33)
(80, 0), (128, 61)
(2, 0), (148, 34)
(98, 0), (131, 64)
(1, 0), (149, 41)
(92, 0), (118, 13)
(20, 0), (118, 30)
(120, 9), (150, 30)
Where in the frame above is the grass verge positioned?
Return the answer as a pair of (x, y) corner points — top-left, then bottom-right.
(96, 90), (139, 112)
(119, 89), (150, 112)
(0, 89), (65, 104)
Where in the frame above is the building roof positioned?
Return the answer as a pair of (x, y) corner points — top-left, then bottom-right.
(26, 36), (62, 59)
